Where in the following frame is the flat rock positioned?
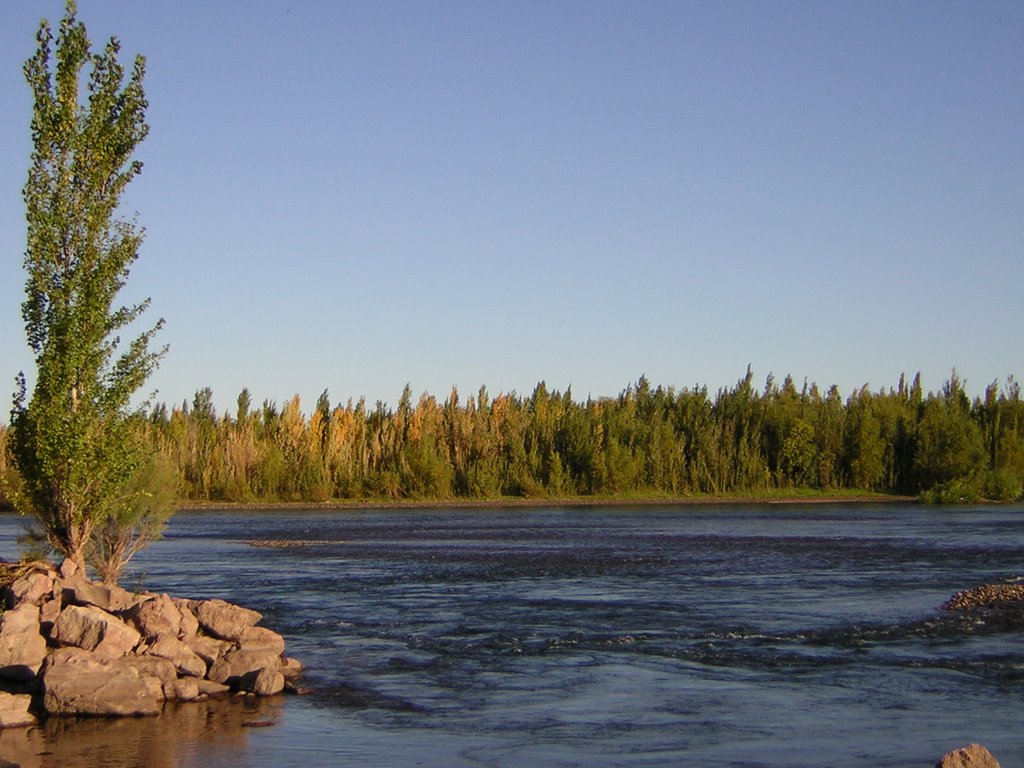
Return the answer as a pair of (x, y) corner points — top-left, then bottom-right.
(936, 744), (1001, 768)
(0, 604), (47, 681)
(144, 635), (207, 678)
(51, 604), (141, 659)
(188, 599), (262, 642)
(194, 678), (231, 697)
(41, 648), (161, 717)
(236, 626), (286, 655)
(0, 691), (36, 728)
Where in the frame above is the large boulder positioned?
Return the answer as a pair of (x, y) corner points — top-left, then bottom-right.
(188, 599), (262, 642)
(3, 569), (55, 608)
(936, 744), (1001, 768)
(0, 604), (47, 681)
(183, 633), (232, 668)
(144, 635), (207, 678)
(207, 648), (282, 688)
(62, 578), (138, 613)
(236, 625), (286, 655)
(164, 677), (201, 702)
(239, 667), (284, 696)
(41, 648), (161, 716)
(123, 594), (183, 640)
(171, 598), (200, 639)
(51, 604), (141, 659)
(0, 692), (35, 728)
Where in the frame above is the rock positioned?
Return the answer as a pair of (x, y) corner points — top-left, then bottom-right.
(0, 604), (47, 681)
(0, 691), (36, 728)
(183, 633), (232, 667)
(236, 625), (286, 655)
(936, 744), (1001, 768)
(194, 678), (231, 697)
(62, 579), (138, 612)
(58, 558), (80, 580)
(39, 591), (63, 630)
(51, 604), (142, 659)
(171, 598), (200, 639)
(164, 677), (201, 702)
(207, 648), (282, 688)
(4, 570), (55, 608)
(188, 599), (262, 642)
(239, 667), (284, 697)
(942, 584), (1024, 611)
(144, 635), (207, 678)
(280, 656), (304, 680)
(122, 654), (178, 687)
(41, 648), (161, 716)
(124, 594), (183, 641)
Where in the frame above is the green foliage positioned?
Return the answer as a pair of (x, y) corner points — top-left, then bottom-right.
(981, 468), (1022, 503)
(130, 370), (1024, 507)
(8, 3), (165, 567)
(90, 450), (177, 584)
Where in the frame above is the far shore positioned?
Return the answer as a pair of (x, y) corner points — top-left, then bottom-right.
(172, 491), (917, 513)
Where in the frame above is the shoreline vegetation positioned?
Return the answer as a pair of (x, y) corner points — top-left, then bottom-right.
(4, 369), (1024, 513)
(174, 489), (916, 513)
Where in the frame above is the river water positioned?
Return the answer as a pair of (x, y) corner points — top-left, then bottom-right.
(0, 503), (1021, 767)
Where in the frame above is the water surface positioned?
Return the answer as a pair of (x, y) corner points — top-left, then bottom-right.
(1, 503), (1021, 767)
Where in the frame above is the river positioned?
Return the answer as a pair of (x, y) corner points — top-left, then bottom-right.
(0, 503), (1021, 767)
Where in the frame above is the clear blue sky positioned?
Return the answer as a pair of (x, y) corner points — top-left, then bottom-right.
(2, 1), (1021, 417)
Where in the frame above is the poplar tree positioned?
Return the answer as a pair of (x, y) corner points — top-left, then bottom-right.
(9, 3), (165, 569)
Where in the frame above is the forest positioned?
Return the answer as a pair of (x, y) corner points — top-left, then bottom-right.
(2, 369), (1023, 508)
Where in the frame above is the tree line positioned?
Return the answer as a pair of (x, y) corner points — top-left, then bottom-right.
(8, 369), (1015, 508)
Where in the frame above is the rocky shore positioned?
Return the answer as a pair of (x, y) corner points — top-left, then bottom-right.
(0, 559), (302, 727)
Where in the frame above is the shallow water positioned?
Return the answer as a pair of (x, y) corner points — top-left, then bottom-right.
(1, 504), (1022, 767)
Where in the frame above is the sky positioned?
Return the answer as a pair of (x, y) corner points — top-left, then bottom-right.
(1, 1), (1022, 418)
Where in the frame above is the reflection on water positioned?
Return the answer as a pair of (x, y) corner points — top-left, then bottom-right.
(0, 697), (284, 768)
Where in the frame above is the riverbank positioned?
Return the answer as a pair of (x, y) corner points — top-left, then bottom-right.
(176, 490), (915, 512)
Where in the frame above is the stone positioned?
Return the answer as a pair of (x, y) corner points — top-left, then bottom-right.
(51, 604), (141, 659)
(144, 635), (207, 678)
(188, 599), (262, 642)
(936, 744), (1001, 768)
(171, 598), (200, 639)
(942, 584), (1024, 611)
(123, 654), (178, 687)
(239, 667), (284, 697)
(194, 678), (231, 697)
(0, 604), (47, 681)
(164, 677), (201, 702)
(124, 594), (182, 641)
(4, 570), (55, 608)
(39, 592), (63, 630)
(280, 656), (304, 680)
(183, 633), (232, 667)
(41, 648), (161, 716)
(236, 625), (286, 655)
(62, 579), (137, 613)
(0, 692), (36, 728)
(207, 648), (282, 688)
(58, 558), (80, 580)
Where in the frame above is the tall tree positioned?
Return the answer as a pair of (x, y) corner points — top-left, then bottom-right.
(9, 3), (165, 568)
